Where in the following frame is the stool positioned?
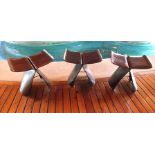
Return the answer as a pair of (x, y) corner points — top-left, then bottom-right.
(7, 50), (54, 96)
(64, 49), (102, 86)
(108, 52), (152, 91)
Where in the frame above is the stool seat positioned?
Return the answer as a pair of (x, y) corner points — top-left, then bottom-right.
(127, 55), (152, 69)
(29, 49), (54, 68)
(64, 49), (102, 65)
(111, 52), (129, 68)
(8, 57), (33, 72)
(111, 51), (152, 69)
(82, 50), (102, 64)
(64, 50), (81, 64)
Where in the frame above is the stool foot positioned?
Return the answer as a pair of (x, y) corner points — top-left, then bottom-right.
(20, 70), (36, 96)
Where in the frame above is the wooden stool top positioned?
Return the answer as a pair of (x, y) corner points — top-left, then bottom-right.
(111, 52), (129, 68)
(64, 49), (81, 64)
(111, 52), (152, 69)
(82, 49), (102, 64)
(8, 57), (33, 72)
(127, 55), (152, 69)
(8, 50), (54, 72)
(29, 50), (54, 68)
(64, 49), (102, 65)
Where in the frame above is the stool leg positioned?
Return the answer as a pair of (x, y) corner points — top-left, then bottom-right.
(36, 69), (51, 91)
(83, 65), (95, 85)
(129, 69), (132, 81)
(68, 64), (82, 87)
(20, 70), (36, 96)
(129, 70), (137, 91)
(108, 67), (129, 90)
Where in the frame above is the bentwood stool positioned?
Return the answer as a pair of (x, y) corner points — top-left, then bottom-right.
(108, 52), (152, 91)
(7, 50), (54, 96)
(64, 49), (102, 86)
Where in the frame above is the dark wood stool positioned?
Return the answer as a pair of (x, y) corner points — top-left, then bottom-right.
(64, 49), (102, 86)
(108, 52), (152, 91)
(7, 50), (54, 96)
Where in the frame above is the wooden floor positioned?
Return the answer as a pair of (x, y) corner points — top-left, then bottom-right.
(1, 71), (155, 113)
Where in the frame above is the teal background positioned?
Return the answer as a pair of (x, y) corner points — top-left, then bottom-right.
(0, 41), (155, 61)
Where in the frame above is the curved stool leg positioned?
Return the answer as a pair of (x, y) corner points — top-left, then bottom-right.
(68, 64), (82, 87)
(129, 70), (137, 91)
(36, 69), (51, 91)
(83, 65), (95, 85)
(27, 57), (51, 91)
(20, 70), (36, 96)
(108, 67), (130, 90)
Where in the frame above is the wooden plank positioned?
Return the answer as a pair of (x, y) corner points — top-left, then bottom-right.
(80, 84), (94, 113)
(8, 87), (23, 113)
(70, 87), (79, 113)
(99, 82), (117, 112)
(89, 86), (102, 113)
(137, 89), (155, 112)
(149, 74), (155, 82)
(95, 83), (109, 113)
(123, 78), (153, 113)
(63, 85), (71, 113)
(144, 75), (155, 91)
(16, 95), (28, 113)
(114, 86), (132, 113)
(40, 86), (49, 113)
(24, 86), (37, 113)
(0, 85), (7, 99)
(32, 85), (44, 113)
(9, 89), (22, 113)
(137, 76), (155, 97)
(136, 77), (155, 111)
(1, 85), (19, 113)
(142, 75), (155, 90)
(0, 86), (13, 111)
(117, 82), (139, 113)
(76, 86), (87, 113)
(136, 76), (155, 96)
(120, 80), (147, 113)
(55, 86), (63, 113)
(104, 81), (124, 113)
(48, 86), (56, 113)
